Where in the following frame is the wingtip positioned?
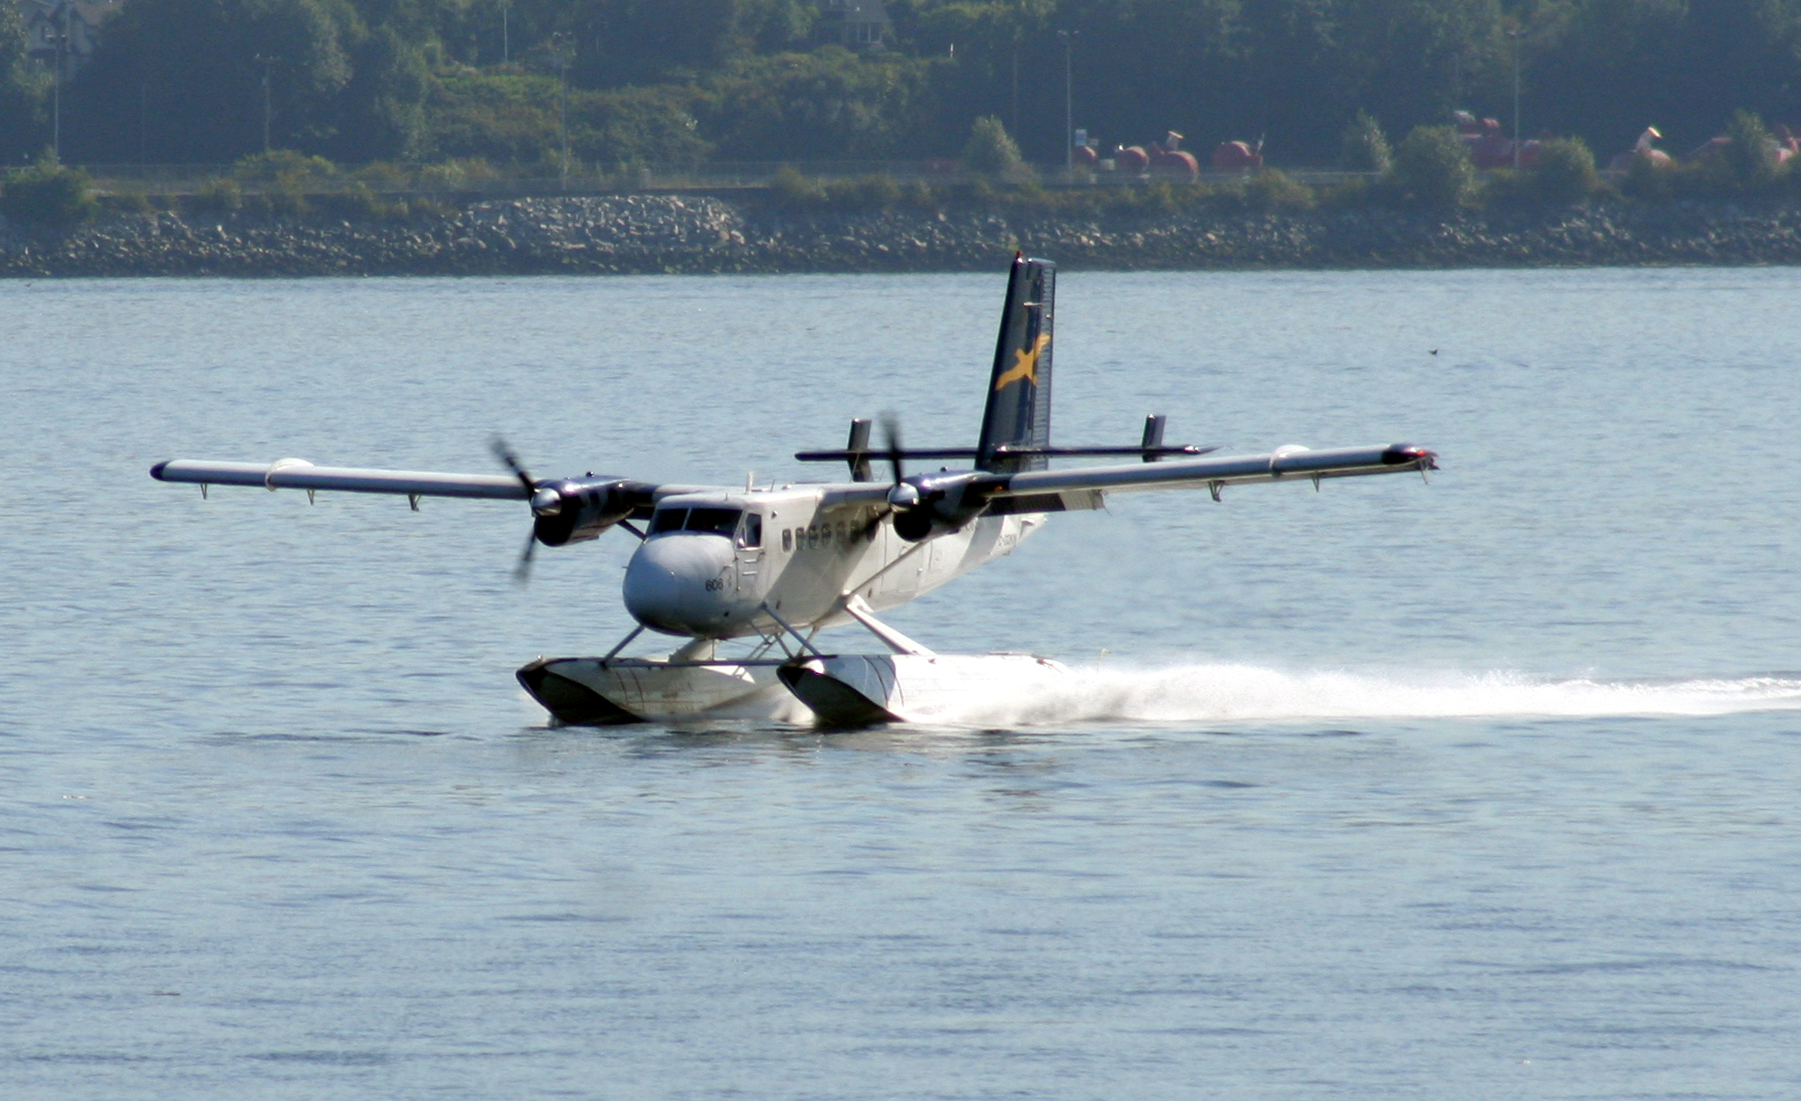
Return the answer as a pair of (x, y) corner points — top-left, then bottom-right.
(1382, 444), (1439, 470)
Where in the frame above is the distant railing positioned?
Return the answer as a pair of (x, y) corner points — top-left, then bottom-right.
(71, 160), (1380, 198)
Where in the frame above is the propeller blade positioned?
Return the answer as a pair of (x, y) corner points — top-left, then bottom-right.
(490, 436), (535, 495)
(879, 413), (904, 486)
(494, 438), (543, 584)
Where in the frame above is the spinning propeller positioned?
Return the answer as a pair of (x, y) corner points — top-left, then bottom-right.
(491, 437), (647, 581)
(879, 413), (919, 509)
(491, 437), (563, 583)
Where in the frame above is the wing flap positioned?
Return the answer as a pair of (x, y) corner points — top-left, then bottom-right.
(151, 459), (527, 500)
(995, 444), (1436, 497)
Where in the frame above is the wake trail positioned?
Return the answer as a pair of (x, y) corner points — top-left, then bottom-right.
(938, 664), (1801, 727)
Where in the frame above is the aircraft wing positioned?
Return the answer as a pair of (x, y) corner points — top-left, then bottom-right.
(150, 459), (527, 499)
(989, 443), (1437, 500)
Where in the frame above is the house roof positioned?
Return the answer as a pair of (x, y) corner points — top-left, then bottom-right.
(17, 0), (122, 28)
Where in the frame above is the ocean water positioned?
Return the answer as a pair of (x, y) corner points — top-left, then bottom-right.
(3, 268), (1799, 1099)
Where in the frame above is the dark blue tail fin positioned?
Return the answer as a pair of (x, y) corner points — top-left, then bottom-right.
(976, 254), (1055, 474)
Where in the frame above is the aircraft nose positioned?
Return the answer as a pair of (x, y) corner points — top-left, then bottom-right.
(622, 535), (736, 636)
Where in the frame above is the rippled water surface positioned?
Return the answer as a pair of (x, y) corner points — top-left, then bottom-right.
(4, 269), (1800, 1099)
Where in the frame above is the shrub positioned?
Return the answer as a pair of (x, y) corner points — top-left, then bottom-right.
(769, 164), (822, 206)
(1340, 110), (1391, 174)
(1389, 125), (1476, 208)
(261, 182), (310, 218)
(232, 150), (339, 185)
(354, 161), (413, 190)
(191, 177), (243, 213)
(1527, 137), (1603, 204)
(823, 173), (902, 209)
(1243, 168), (1316, 210)
(1724, 109), (1781, 190)
(1620, 150), (1675, 200)
(1318, 175), (1372, 207)
(104, 185), (157, 216)
(417, 161), (471, 192)
(962, 115), (1034, 183)
(313, 182), (390, 222)
(0, 157), (96, 227)
(901, 180), (937, 209)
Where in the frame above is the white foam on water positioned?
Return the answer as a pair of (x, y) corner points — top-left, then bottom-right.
(934, 663), (1801, 727)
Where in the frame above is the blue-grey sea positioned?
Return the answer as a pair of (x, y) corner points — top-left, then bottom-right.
(3, 268), (1800, 1100)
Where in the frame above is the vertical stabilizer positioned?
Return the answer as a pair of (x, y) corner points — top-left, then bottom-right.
(976, 254), (1056, 473)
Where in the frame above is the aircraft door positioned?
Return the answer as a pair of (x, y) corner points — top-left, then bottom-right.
(733, 512), (765, 596)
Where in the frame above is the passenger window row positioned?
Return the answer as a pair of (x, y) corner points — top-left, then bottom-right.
(781, 519), (866, 552)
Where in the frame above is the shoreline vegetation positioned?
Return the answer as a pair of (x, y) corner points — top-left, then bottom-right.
(10, 134), (1801, 276)
(13, 0), (1801, 277)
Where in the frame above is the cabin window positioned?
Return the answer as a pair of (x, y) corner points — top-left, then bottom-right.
(836, 521), (848, 544)
(737, 513), (762, 549)
(806, 524), (818, 548)
(685, 507), (741, 536)
(782, 528), (793, 552)
(649, 508), (687, 534)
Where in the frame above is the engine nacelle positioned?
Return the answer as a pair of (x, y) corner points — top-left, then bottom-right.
(889, 472), (982, 543)
(532, 478), (639, 547)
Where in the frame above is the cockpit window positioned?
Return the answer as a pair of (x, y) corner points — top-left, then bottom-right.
(684, 507), (741, 536)
(649, 508), (687, 535)
(736, 513), (762, 549)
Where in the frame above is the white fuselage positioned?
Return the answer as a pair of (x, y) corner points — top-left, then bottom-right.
(621, 484), (1045, 639)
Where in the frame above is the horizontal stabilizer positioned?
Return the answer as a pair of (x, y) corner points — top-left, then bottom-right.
(795, 443), (1219, 463)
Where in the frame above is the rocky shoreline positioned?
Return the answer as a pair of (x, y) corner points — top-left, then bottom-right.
(6, 193), (1801, 276)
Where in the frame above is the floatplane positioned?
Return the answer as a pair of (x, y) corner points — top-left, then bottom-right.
(151, 255), (1437, 726)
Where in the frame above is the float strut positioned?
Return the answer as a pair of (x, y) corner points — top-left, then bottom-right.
(761, 604), (824, 657)
(601, 625), (646, 664)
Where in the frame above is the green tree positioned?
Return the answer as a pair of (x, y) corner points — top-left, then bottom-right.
(67, 0), (353, 163)
(1389, 124), (1476, 208)
(1723, 108), (1781, 190)
(700, 47), (944, 160)
(331, 24), (434, 160)
(0, 0), (49, 163)
(1527, 136), (1602, 204)
(962, 114), (1031, 179)
(1340, 110), (1392, 173)
(1, 155), (97, 226)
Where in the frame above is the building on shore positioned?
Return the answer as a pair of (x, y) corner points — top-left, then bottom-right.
(17, 0), (121, 78)
(815, 0), (891, 50)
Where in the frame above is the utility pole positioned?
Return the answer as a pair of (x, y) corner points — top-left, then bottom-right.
(1508, 28), (1522, 169)
(48, 3), (68, 161)
(1009, 30), (1020, 141)
(502, 2), (510, 63)
(549, 32), (573, 187)
(254, 54), (276, 154)
(1057, 30), (1075, 180)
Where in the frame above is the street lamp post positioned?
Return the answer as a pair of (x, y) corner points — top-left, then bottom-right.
(254, 54), (276, 154)
(1057, 30), (1075, 180)
(502, 2), (510, 64)
(549, 32), (573, 187)
(48, 3), (69, 161)
(1508, 28), (1522, 169)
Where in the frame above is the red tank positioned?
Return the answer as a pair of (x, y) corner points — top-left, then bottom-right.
(1115, 145), (1150, 172)
(1211, 140), (1263, 169)
(1149, 131), (1199, 178)
(1468, 118), (1512, 169)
